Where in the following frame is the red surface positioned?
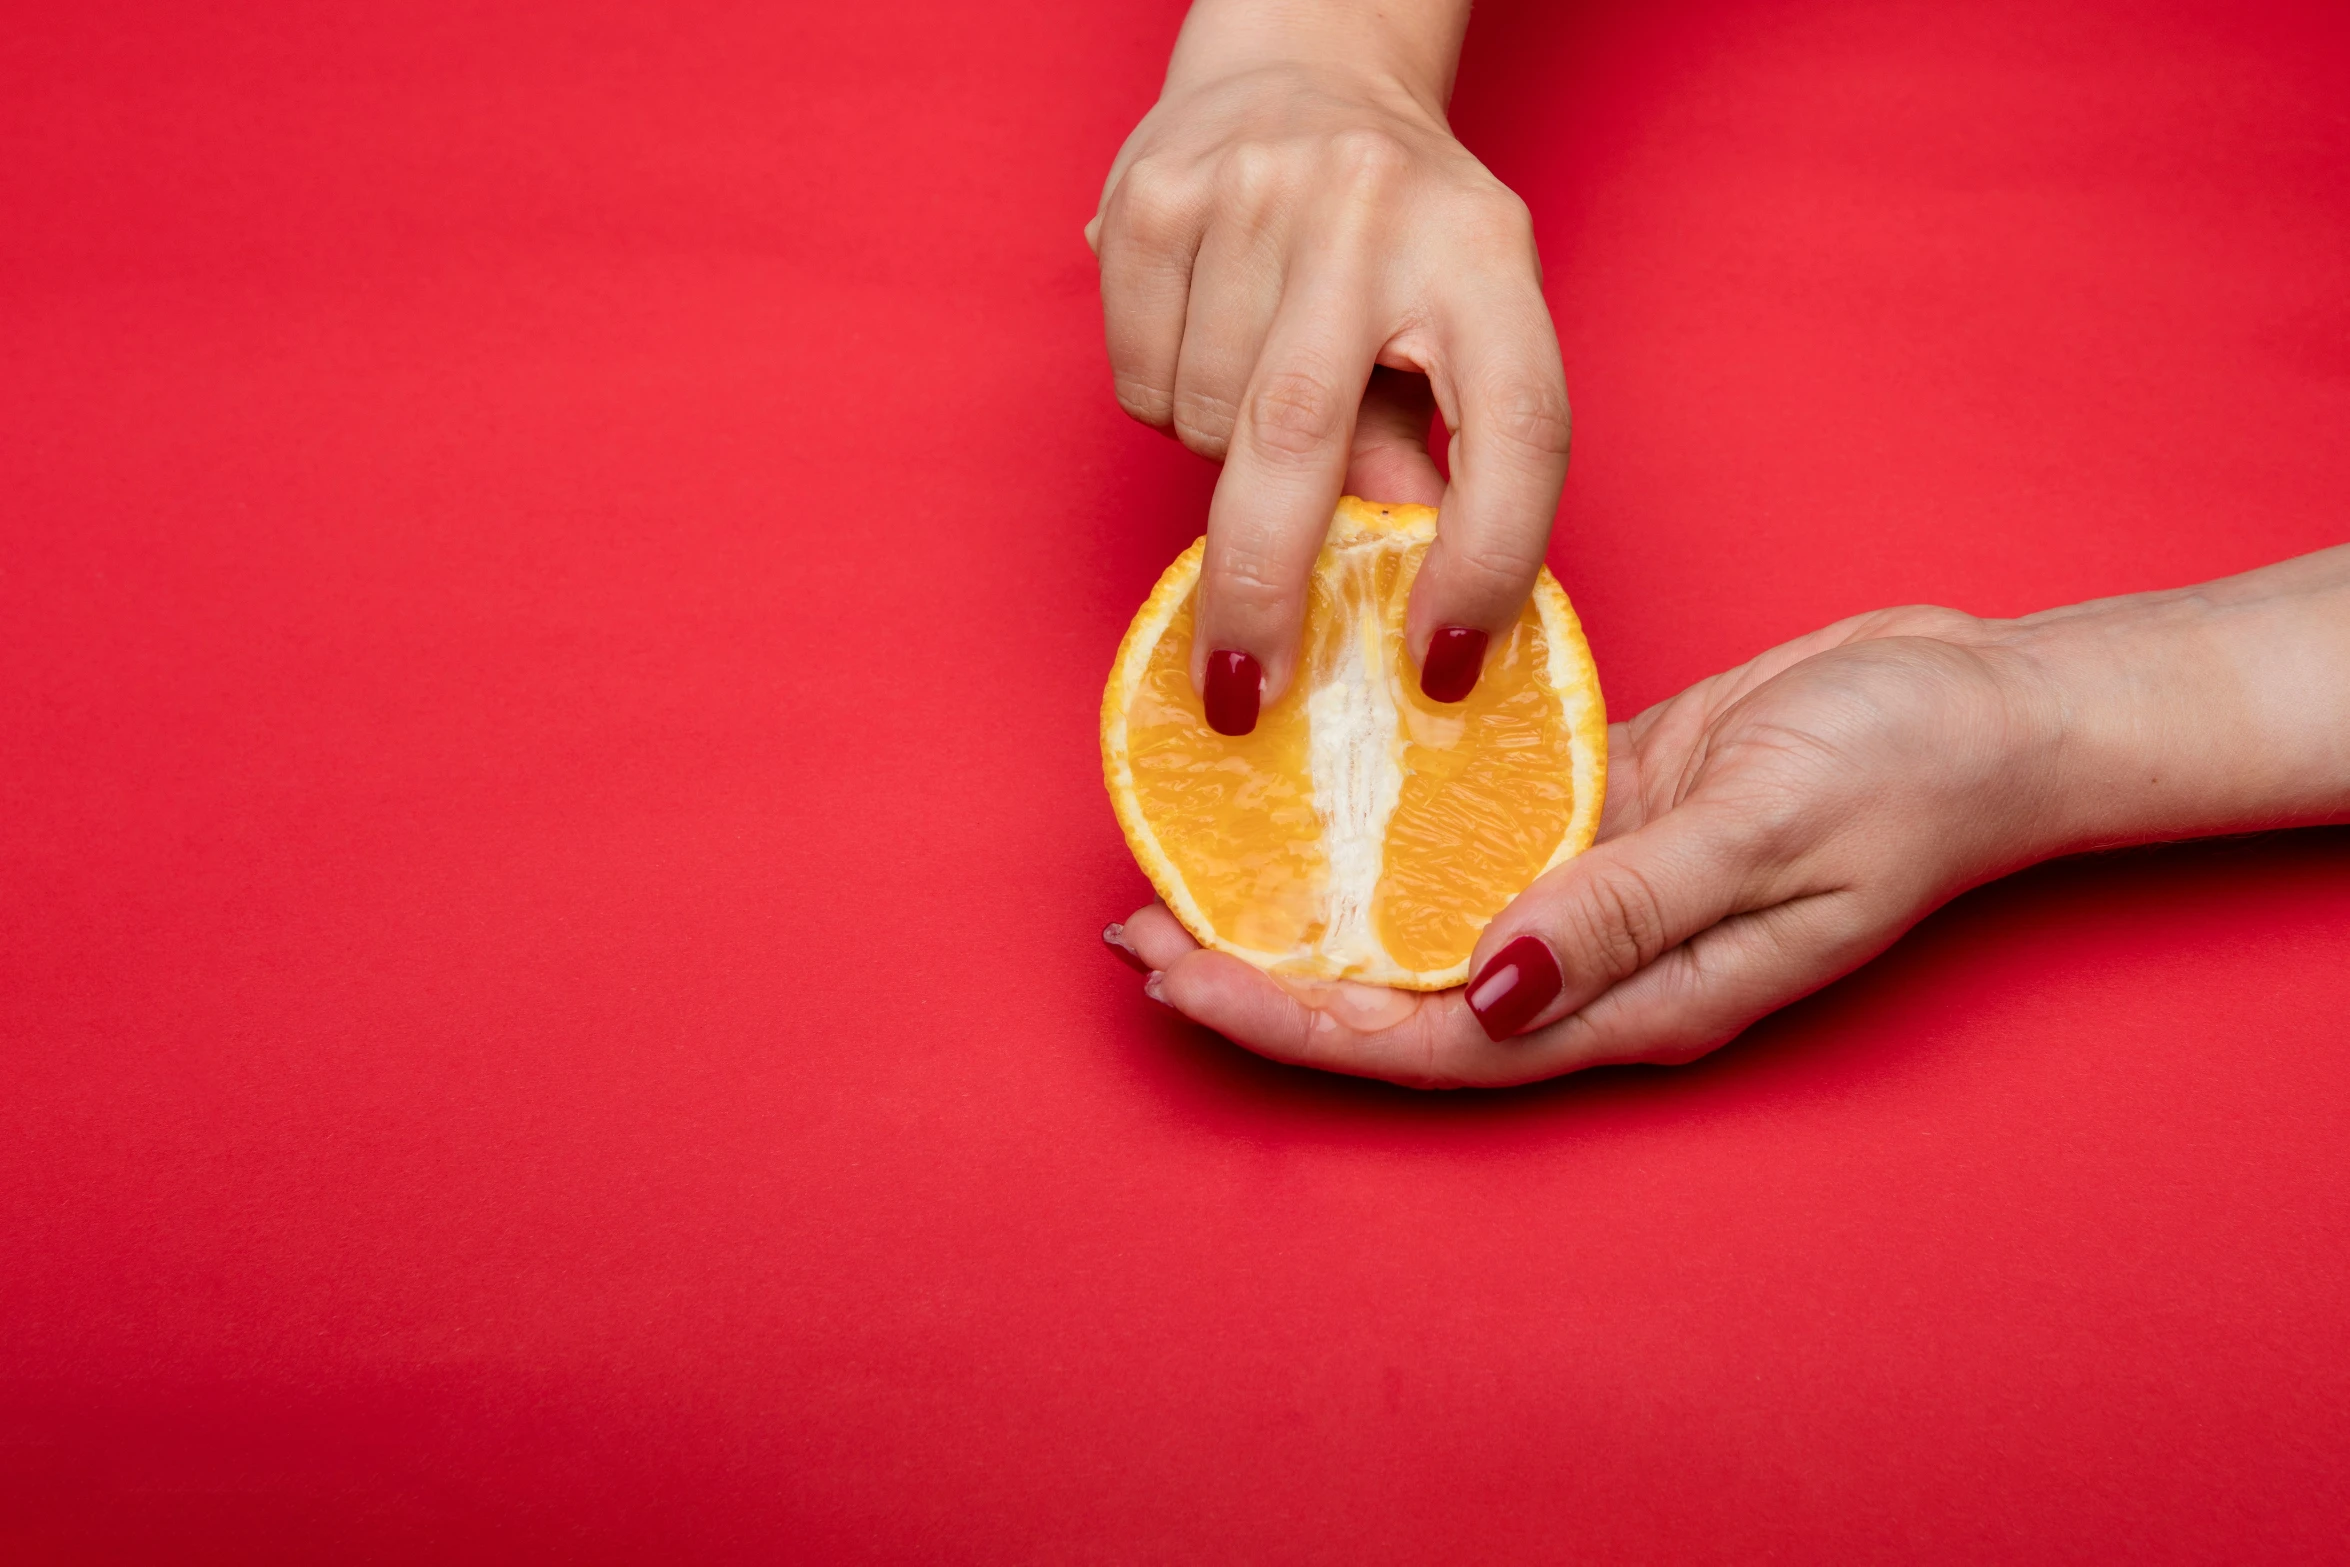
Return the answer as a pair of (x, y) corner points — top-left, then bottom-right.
(5, 0), (2349, 1559)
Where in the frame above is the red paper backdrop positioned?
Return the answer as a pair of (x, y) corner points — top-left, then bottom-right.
(6, 0), (2349, 1559)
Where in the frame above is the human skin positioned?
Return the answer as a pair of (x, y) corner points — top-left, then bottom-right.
(1088, 0), (1567, 728)
(1105, 547), (2350, 1087)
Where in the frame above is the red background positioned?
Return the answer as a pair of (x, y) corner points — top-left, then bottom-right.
(6, 0), (2350, 1559)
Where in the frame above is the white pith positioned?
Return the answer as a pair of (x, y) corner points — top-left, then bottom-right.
(1304, 546), (1406, 975)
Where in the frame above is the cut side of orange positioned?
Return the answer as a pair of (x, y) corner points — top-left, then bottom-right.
(1102, 497), (1606, 990)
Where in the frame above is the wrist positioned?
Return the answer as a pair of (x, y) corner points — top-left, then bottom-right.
(1992, 548), (2350, 857)
(1164, 0), (1469, 118)
(1988, 593), (2207, 861)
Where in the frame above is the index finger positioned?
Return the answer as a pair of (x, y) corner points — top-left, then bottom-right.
(1189, 227), (1383, 733)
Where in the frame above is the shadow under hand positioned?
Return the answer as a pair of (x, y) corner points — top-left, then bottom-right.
(1112, 826), (2350, 1148)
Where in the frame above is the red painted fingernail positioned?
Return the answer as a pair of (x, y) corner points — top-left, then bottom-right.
(1101, 923), (1150, 974)
(1203, 649), (1262, 736)
(1465, 935), (1562, 1041)
(1420, 626), (1489, 704)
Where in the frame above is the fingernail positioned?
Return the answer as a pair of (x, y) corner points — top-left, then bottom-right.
(1420, 627), (1489, 704)
(1143, 970), (1173, 1008)
(1101, 923), (1150, 974)
(1465, 934), (1562, 1041)
(1203, 649), (1262, 736)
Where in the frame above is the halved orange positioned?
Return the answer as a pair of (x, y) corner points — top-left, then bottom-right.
(1102, 497), (1606, 990)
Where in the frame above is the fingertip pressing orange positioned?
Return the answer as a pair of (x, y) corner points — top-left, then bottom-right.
(1101, 497), (1606, 990)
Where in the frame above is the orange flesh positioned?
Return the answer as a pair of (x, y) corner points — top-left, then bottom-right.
(1379, 598), (1575, 974)
(1123, 536), (1578, 979)
(1124, 589), (1326, 957)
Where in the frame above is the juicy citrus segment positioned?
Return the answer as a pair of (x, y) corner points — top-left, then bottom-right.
(1102, 498), (1605, 990)
(1378, 607), (1579, 975)
(1122, 572), (1325, 957)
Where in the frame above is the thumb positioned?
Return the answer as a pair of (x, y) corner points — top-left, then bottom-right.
(1459, 805), (1776, 1041)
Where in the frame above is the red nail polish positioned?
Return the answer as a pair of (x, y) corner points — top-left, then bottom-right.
(1101, 923), (1150, 974)
(1465, 934), (1562, 1040)
(1203, 649), (1262, 736)
(1420, 626), (1489, 704)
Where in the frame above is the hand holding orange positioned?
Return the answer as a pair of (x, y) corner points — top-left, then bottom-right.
(1103, 498), (1607, 990)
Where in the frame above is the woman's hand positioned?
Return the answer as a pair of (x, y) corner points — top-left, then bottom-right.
(1104, 547), (2350, 1088)
(1090, 0), (1569, 728)
(1110, 608), (2059, 1085)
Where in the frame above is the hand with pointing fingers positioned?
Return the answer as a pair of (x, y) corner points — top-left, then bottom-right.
(1092, 5), (2350, 1087)
(1089, 0), (1569, 732)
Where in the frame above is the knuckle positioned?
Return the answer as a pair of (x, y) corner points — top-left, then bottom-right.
(1244, 368), (1346, 460)
(1171, 385), (1237, 456)
(1567, 861), (1673, 979)
(1862, 603), (1987, 643)
(1476, 378), (1573, 463)
(1215, 141), (1288, 210)
(1205, 540), (1299, 616)
(1330, 127), (1413, 191)
(1112, 158), (1197, 245)
(1741, 789), (1824, 865)
(1684, 784), (1819, 891)
(1445, 542), (1546, 604)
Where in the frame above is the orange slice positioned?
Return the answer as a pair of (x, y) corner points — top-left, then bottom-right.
(1102, 497), (1606, 990)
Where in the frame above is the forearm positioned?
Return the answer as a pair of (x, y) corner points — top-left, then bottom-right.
(1165, 0), (1473, 111)
(2004, 545), (2350, 854)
